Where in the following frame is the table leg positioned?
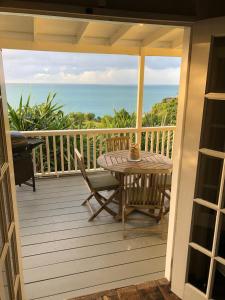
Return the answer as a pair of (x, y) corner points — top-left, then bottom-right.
(115, 173), (124, 221)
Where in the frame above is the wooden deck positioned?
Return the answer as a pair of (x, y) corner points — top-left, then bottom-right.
(16, 175), (168, 300)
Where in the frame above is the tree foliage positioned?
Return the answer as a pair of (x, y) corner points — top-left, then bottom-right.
(8, 94), (177, 131)
(8, 93), (71, 131)
(142, 97), (177, 127)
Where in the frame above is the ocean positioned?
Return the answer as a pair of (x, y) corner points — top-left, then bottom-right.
(5, 84), (179, 117)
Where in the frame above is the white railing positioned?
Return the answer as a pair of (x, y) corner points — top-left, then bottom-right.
(21, 126), (176, 177)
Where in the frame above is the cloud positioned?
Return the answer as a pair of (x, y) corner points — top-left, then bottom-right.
(4, 66), (180, 85)
(145, 56), (181, 69)
(2, 49), (181, 85)
(57, 68), (137, 84)
(145, 66), (180, 85)
(34, 73), (51, 80)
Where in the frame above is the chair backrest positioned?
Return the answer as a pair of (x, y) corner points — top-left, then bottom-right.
(75, 148), (91, 188)
(123, 172), (169, 209)
(106, 136), (130, 152)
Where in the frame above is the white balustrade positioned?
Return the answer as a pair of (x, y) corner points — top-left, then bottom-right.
(20, 126), (176, 177)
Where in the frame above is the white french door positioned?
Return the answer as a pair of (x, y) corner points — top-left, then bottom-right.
(171, 17), (225, 300)
(0, 50), (24, 299)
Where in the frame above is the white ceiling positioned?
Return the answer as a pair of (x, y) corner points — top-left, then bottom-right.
(0, 13), (184, 56)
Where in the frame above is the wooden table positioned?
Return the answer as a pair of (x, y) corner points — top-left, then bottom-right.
(97, 150), (172, 217)
(97, 150), (172, 174)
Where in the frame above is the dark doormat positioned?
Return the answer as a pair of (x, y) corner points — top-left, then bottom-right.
(69, 278), (180, 300)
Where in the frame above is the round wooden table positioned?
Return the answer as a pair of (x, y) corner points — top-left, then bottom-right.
(97, 150), (172, 174)
(97, 150), (172, 219)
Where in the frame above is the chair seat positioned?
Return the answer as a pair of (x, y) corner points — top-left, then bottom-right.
(88, 173), (120, 191)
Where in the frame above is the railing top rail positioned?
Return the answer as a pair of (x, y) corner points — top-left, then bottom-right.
(141, 126), (176, 132)
(20, 126), (176, 136)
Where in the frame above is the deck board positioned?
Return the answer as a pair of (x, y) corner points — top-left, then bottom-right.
(20, 210), (110, 228)
(17, 175), (168, 300)
(23, 237), (165, 269)
(24, 244), (166, 283)
(21, 222), (135, 245)
(20, 215), (115, 236)
(25, 257), (165, 299)
(35, 272), (165, 300)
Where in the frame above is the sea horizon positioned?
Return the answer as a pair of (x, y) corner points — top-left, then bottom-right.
(5, 82), (178, 86)
(5, 83), (179, 117)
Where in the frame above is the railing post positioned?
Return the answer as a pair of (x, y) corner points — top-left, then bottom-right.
(136, 50), (145, 146)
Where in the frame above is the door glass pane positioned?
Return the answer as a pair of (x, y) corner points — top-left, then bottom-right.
(0, 101), (6, 168)
(207, 36), (225, 93)
(200, 100), (225, 152)
(0, 187), (9, 231)
(187, 247), (210, 293)
(212, 262), (225, 300)
(2, 257), (11, 300)
(8, 232), (17, 285)
(0, 213), (4, 255)
(0, 127), (5, 167)
(222, 182), (225, 208)
(16, 286), (22, 300)
(217, 213), (225, 259)
(1, 174), (12, 230)
(191, 203), (216, 250)
(195, 154), (223, 204)
(8, 244), (16, 285)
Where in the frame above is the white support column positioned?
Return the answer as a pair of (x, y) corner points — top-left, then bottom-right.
(136, 50), (145, 146)
(165, 27), (191, 291)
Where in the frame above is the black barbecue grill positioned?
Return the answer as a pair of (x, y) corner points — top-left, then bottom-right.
(11, 132), (43, 192)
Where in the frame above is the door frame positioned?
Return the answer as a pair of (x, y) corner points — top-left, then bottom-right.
(0, 50), (25, 299)
(0, 10), (193, 299)
(171, 16), (225, 299)
(165, 26), (192, 283)
(171, 18), (212, 298)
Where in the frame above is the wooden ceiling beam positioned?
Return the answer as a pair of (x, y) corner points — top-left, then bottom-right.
(33, 17), (38, 41)
(75, 21), (89, 44)
(172, 35), (183, 48)
(0, 32), (182, 56)
(142, 27), (175, 47)
(109, 24), (133, 45)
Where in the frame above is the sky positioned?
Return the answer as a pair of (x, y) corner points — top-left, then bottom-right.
(2, 49), (181, 85)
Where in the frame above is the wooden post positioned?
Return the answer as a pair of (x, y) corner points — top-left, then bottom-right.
(136, 51), (145, 146)
(166, 27), (192, 295)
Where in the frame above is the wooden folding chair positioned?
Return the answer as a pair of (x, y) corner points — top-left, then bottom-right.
(75, 148), (121, 221)
(158, 173), (172, 215)
(122, 171), (170, 238)
(106, 136), (130, 152)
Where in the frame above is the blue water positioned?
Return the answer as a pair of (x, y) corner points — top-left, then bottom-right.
(5, 84), (178, 117)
